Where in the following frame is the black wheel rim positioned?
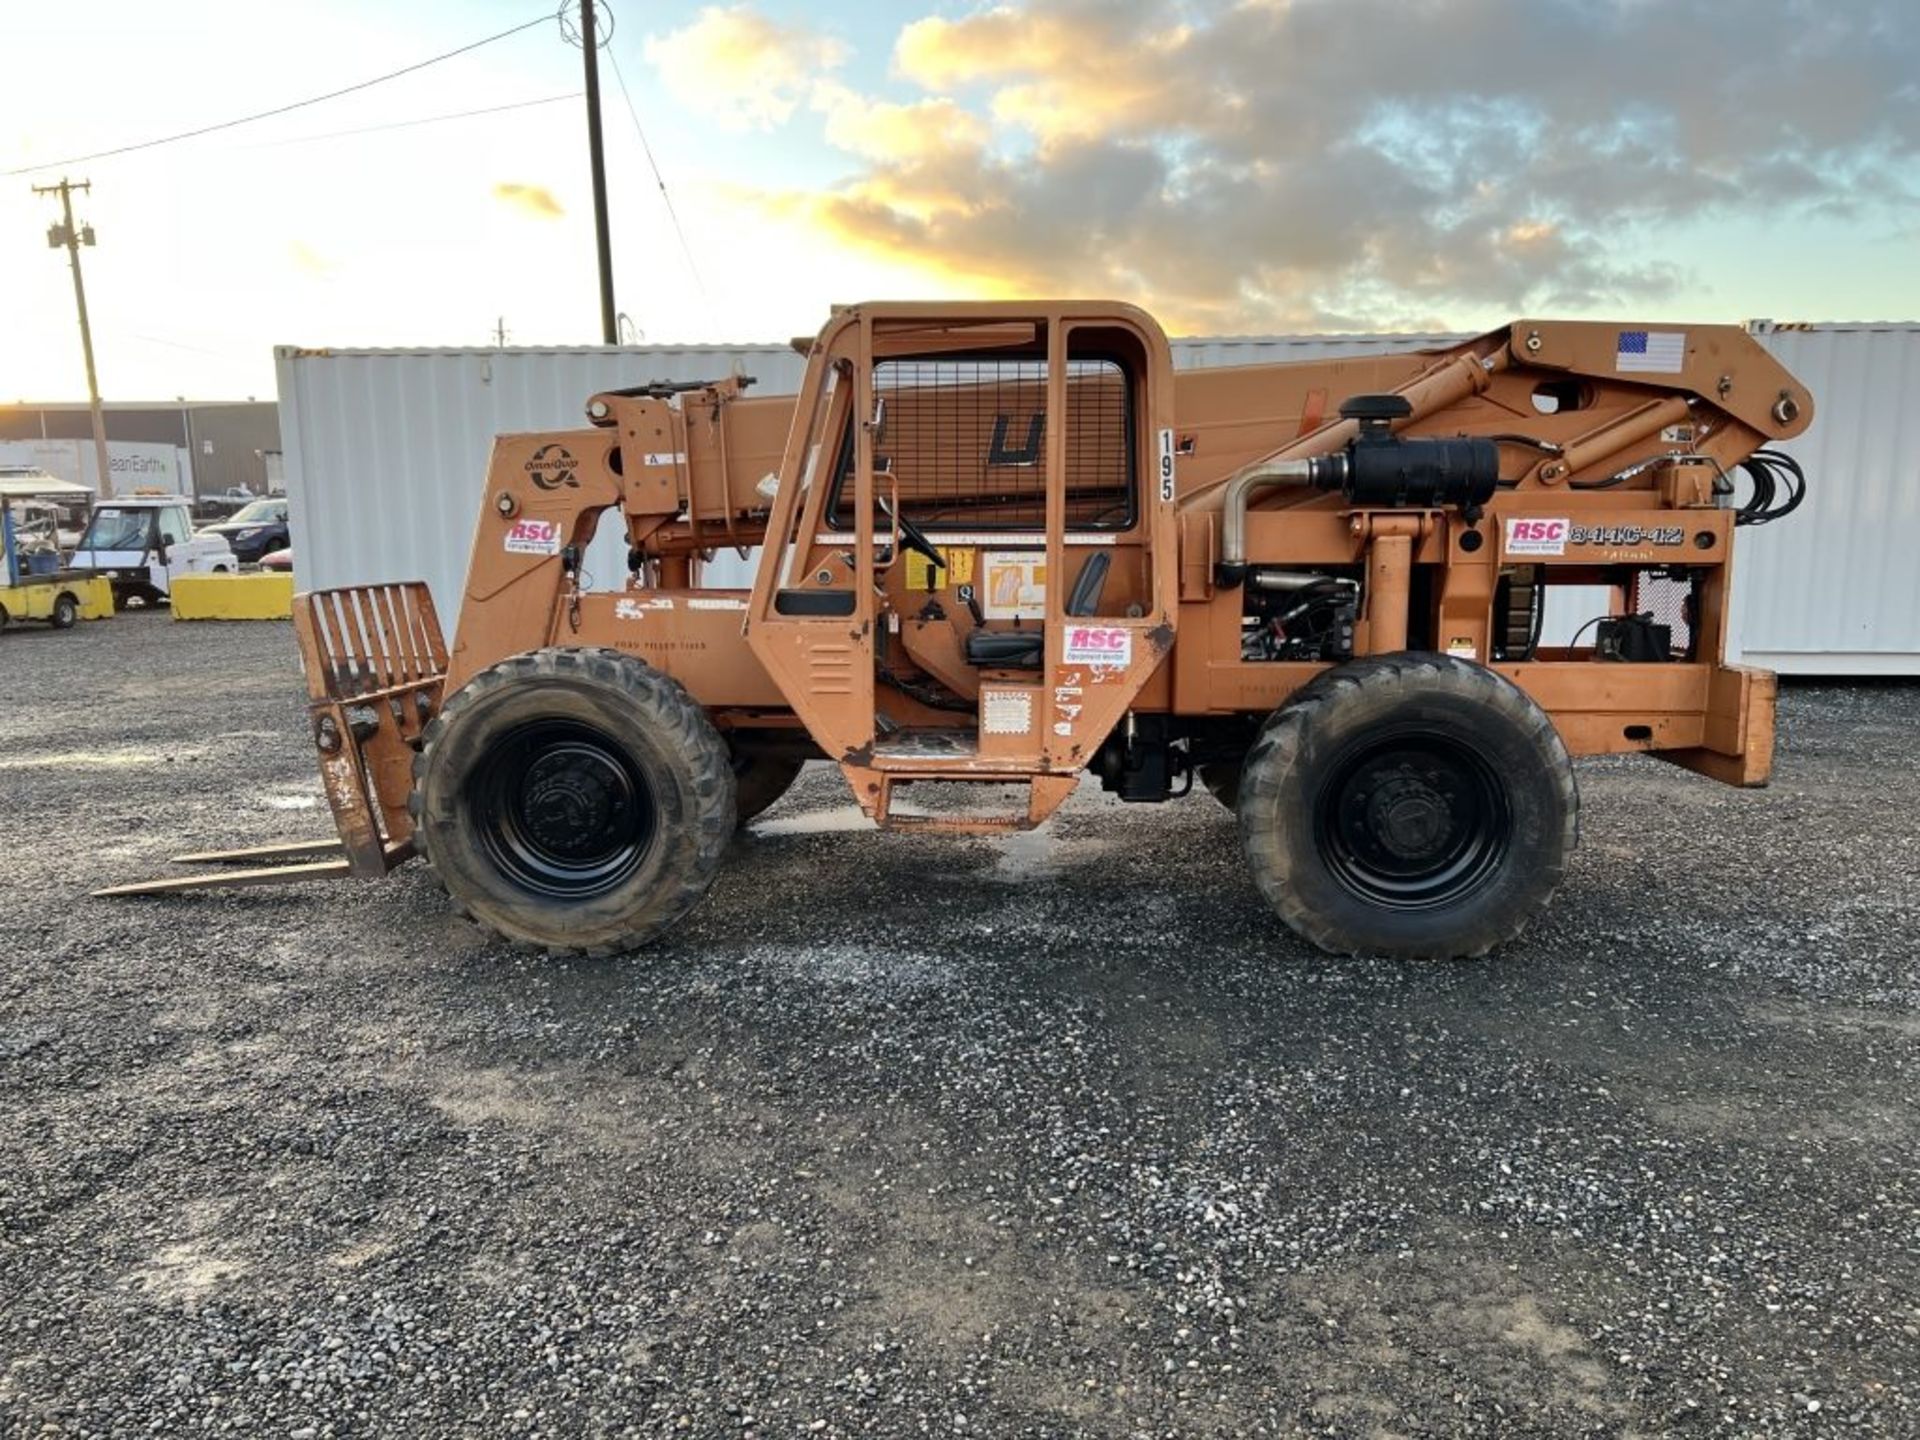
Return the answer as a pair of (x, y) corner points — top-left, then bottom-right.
(1313, 729), (1509, 911)
(468, 719), (656, 899)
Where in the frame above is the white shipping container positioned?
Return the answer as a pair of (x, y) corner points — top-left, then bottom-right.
(278, 324), (1920, 673)
(1727, 323), (1920, 675)
(277, 344), (797, 614)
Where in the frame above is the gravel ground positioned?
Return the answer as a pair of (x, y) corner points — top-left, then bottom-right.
(2, 612), (1917, 1438)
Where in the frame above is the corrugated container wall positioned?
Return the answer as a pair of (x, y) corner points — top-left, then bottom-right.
(277, 345), (801, 619)
(1728, 324), (1920, 674)
(278, 325), (1920, 673)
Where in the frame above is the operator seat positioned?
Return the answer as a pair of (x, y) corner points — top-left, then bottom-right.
(964, 629), (1044, 668)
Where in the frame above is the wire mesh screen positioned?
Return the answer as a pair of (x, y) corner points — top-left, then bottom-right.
(1631, 568), (1697, 658)
(829, 357), (1133, 529)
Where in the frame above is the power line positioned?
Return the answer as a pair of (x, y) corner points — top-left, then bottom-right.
(607, 48), (712, 315)
(4, 8), (561, 177)
(127, 333), (231, 357)
(241, 93), (580, 150)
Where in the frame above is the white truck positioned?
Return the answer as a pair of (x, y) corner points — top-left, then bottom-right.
(68, 493), (236, 608)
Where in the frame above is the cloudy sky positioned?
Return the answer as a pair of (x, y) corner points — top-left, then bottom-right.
(4, 0), (1916, 400)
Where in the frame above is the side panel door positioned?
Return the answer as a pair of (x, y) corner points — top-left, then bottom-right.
(745, 321), (879, 762)
(153, 506), (194, 591)
(1034, 318), (1180, 771)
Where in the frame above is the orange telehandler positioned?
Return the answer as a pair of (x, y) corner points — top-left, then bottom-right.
(104, 303), (1813, 958)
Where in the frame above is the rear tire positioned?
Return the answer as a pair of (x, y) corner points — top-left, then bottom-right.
(409, 647), (736, 954)
(51, 593), (78, 630)
(1238, 653), (1577, 958)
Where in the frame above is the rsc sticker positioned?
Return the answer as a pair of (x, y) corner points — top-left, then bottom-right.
(1062, 625), (1132, 667)
(504, 518), (561, 555)
(1504, 517), (1569, 556)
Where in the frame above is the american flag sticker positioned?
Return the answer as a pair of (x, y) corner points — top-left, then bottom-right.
(1615, 329), (1686, 374)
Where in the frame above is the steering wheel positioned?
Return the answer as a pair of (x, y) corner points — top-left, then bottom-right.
(878, 497), (946, 573)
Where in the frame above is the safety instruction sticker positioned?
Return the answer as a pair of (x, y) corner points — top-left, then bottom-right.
(1051, 670), (1086, 737)
(906, 546), (975, 591)
(614, 597), (674, 619)
(504, 518), (562, 555)
(981, 551), (1047, 618)
(1504, 517), (1568, 556)
(1062, 624), (1133, 668)
(982, 688), (1033, 735)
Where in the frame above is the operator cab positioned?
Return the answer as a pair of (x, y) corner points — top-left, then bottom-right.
(747, 303), (1180, 828)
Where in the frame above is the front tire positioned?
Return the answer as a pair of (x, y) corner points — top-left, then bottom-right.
(410, 647), (736, 954)
(51, 593), (79, 630)
(1238, 653), (1577, 958)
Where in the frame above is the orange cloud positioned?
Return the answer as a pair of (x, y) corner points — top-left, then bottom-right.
(812, 83), (989, 164)
(493, 182), (564, 220)
(645, 4), (847, 130)
(894, 8), (1198, 144)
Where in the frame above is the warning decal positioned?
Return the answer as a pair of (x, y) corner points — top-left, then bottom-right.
(982, 689), (1033, 735)
(981, 551), (1047, 618)
(906, 546), (975, 591)
(1050, 668), (1086, 737)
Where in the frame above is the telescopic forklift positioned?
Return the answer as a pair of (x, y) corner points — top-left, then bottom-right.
(104, 303), (1813, 958)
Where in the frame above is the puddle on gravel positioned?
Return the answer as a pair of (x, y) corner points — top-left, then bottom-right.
(750, 806), (878, 835)
(992, 826), (1060, 880)
(750, 804), (933, 835)
(751, 807), (1064, 881)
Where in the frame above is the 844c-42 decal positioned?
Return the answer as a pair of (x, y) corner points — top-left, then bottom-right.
(1569, 523), (1685, 547)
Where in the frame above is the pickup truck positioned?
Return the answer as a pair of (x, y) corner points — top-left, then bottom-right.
(67, 494), (236, 608)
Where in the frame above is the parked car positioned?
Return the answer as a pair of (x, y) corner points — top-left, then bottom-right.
(193, 486), (277, 521)
(260, 546), (293, 573)
(69, 494), (236, 607)
(197, 497), (290, 564)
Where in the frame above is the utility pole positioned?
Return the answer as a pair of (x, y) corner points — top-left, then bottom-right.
(34, 177), (112, 497)
(493, 316), (509, 348)
(578, 0), (617, 344)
